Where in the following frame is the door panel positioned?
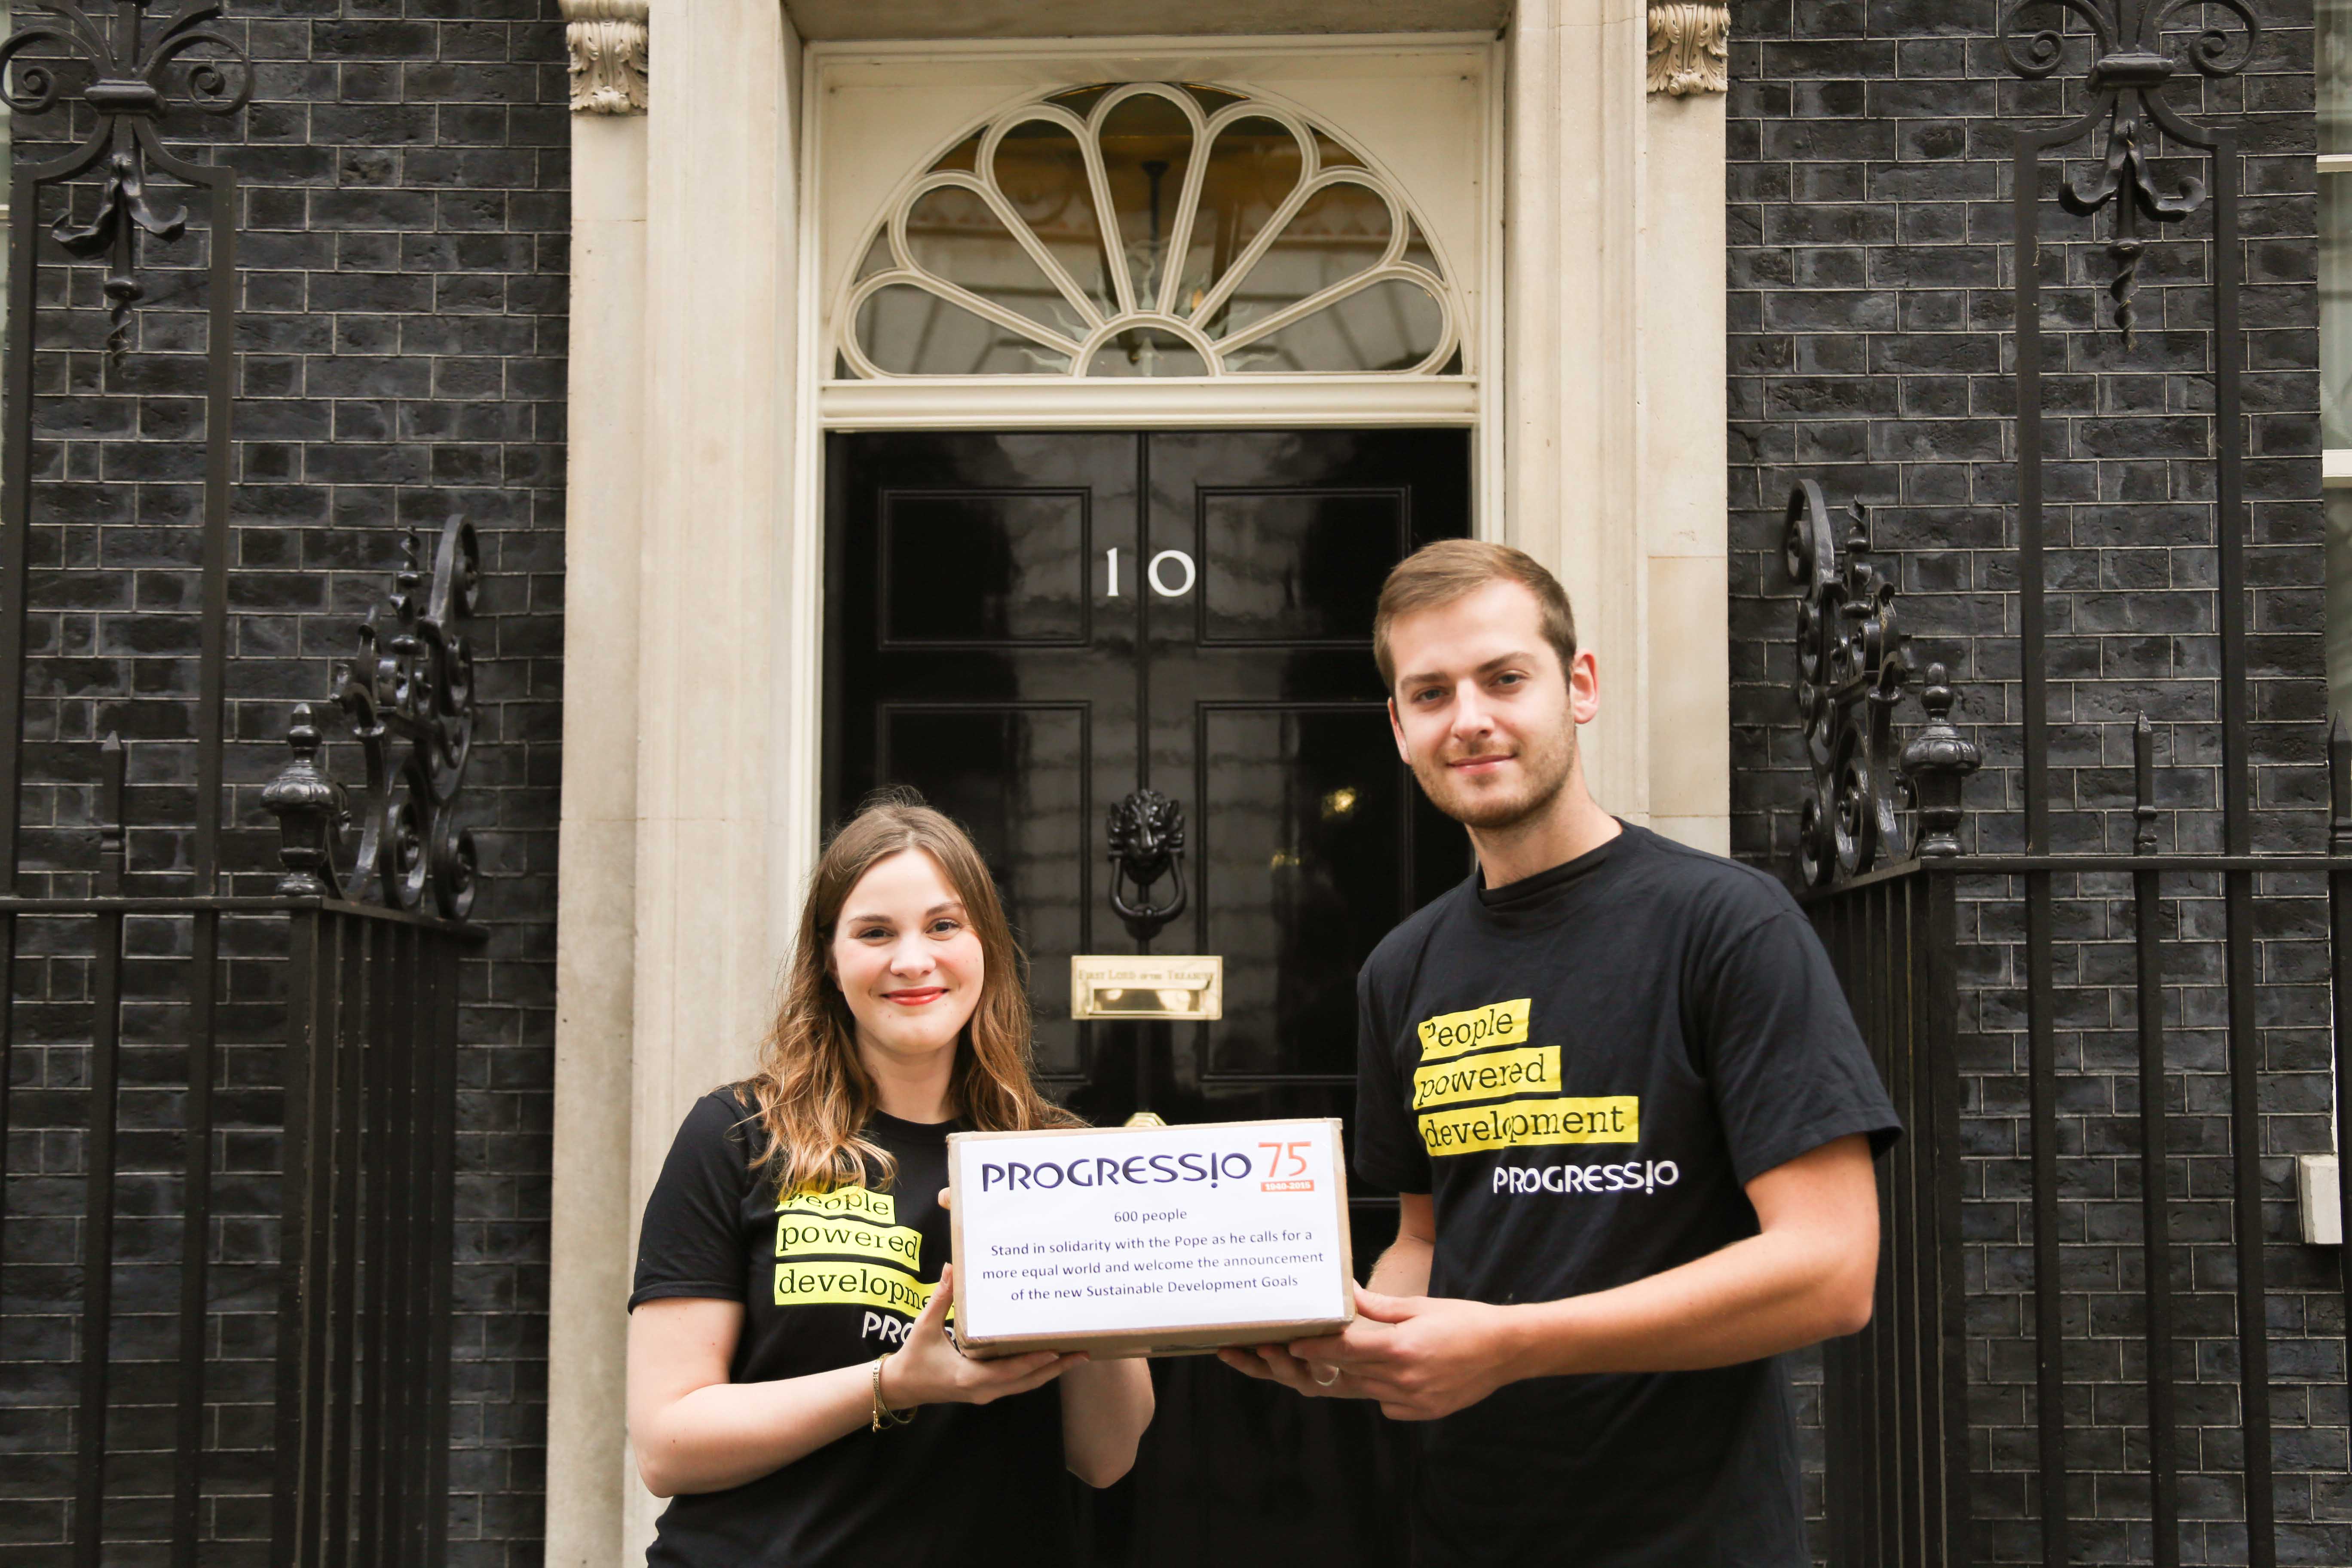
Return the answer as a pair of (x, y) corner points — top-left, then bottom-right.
(826, 428), (1472, 1568)
(1199, 704), (1415, 1081)
(877, 702), (1093, 1079)
(829, 433), (1140, 1121)
(1196, 487), (1410, 644)
(879, 489), (1093, 646)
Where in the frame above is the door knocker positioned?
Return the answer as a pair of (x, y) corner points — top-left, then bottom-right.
(1106, 788), (1187, 943)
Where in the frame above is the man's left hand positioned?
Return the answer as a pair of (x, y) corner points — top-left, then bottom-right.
(1287, 1285), (1519, 1422)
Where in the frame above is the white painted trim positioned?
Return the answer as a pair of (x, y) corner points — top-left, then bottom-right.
(2320, 153), (2352, 176)
(808, 29), (1504, 62)
(2326, 447), (2352, 488)
(784, 17), (829, 947)
(818, 374), (1479, 427)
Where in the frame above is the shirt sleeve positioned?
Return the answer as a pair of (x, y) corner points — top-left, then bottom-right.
(629, 1091), (757, 1309)
(1694, 906), (1903, 1187)
(1351, 965), (1431, 1194)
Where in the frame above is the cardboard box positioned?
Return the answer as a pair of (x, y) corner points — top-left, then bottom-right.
(946, 1118), (1355, 1357)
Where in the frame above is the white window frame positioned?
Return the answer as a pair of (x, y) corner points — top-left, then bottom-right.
(796, 34), (1503, 438)
(2326, 152), (2352, 491)
(834, 81), (1467, 384)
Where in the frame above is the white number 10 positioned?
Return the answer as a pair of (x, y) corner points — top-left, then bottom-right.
(1105, 546), (1196, 599)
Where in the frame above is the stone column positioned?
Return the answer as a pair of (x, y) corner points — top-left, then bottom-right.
(547, 0), (802, 1562)
(1641, 2), (1730, 853)
(623, 0), (799, 1556)
(545, 2), (648, 1565)
(1506, 0), (1730, 852)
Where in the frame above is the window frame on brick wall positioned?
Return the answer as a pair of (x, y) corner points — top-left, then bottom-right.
(2323, 18), (2352, 721)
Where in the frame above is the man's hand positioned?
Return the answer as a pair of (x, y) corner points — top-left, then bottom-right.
(1221, 1136), (1881, 1417)
(1218, 1285), (1518, 1421)
(1216, 1340), (1371, 1399)
(1286, 1286), (1519, 1421)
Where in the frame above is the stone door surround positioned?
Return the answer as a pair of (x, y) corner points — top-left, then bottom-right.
(546, 6), (1729, 1564)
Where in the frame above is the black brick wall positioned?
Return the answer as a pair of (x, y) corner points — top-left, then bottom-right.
(236, 6), (568, 1562)
(0, 1), (566, 1564)
(3, 2), (2340, 1565)
(1730, 3), (2341, 1563)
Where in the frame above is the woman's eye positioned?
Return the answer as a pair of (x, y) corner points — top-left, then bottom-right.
(929, 919), (962, 936)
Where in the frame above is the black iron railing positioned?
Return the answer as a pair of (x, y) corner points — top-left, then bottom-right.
(0, 4), (483, 1565)
(1790, 6), (2334, 1564)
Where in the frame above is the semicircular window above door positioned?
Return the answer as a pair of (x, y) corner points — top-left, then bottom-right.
(835, 83), (1467, 380)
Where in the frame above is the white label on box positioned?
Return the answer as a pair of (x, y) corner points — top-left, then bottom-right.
(952, 1120), (1348, 1340)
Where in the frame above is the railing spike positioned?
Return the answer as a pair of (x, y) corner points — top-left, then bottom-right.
(2134, 713), (2158, 855)
(2329, 714), (2346, 867)
(97, 733), (126, 894)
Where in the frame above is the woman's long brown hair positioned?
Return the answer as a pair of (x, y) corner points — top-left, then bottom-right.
(744, 790), (1081, 1195)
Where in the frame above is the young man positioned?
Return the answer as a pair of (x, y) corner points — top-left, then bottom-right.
(1219, 541), (1900, 1566)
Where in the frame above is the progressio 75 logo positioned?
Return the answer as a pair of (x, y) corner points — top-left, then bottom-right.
(1259, 1141), (1316, 1193)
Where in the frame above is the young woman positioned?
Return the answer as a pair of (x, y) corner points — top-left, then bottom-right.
(627, 795), (1155, 1565)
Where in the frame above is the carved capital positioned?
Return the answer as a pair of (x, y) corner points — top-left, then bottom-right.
(1647, 3), (1730, 96)
(561, 0), (646, 115)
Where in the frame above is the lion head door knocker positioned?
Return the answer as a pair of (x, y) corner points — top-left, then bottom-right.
(1106, 788), (1188, 944)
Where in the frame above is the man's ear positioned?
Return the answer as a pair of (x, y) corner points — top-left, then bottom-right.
(1569, 651), (1601, 725)
(1388, 696), (1412, 763)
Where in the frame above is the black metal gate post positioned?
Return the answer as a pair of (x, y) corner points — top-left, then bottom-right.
(1813, 861), (1972, 1568)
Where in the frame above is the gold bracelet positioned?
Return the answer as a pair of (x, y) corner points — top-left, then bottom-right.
(869, 1352), (913, 1431)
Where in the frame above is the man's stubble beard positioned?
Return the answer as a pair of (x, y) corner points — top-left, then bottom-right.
(1412, 722), (1578, 833)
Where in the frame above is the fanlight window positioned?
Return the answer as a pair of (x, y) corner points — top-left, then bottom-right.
(837, 83), (1463, 379)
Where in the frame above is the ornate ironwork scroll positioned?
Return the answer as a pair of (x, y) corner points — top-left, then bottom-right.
(0, 0), (253, 357)
(1787, 481), (1909, 886)
(1997, 0), (2257, 342)
(1106, 787), (1186, 944)
(264, 517), (480, 919)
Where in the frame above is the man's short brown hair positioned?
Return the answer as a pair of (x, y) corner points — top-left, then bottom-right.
(1372, 539), (1579, 692)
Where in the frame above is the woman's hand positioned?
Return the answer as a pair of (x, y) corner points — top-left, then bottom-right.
(880, 1265), (1080, 1409)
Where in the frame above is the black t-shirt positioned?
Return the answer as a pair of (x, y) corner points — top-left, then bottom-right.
(1353, 824), (1901, 1568)
(629, 1092), (1073, 1568)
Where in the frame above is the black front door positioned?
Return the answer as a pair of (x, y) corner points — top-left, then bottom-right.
(824, 429), (1471, 1567)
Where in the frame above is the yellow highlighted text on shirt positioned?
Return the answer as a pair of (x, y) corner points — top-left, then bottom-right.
(1412, 1044), (1561, 1111)
(778, 1185), (895, 1225)
(1415, 998), (1532, 1062)
(775, 1215), (921, 1269)
(774, 1260), (941, 1317)
(1417, 1095), (1640, 1155)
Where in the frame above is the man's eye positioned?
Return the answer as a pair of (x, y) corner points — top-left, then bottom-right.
(1494, 673), (1523, 687)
